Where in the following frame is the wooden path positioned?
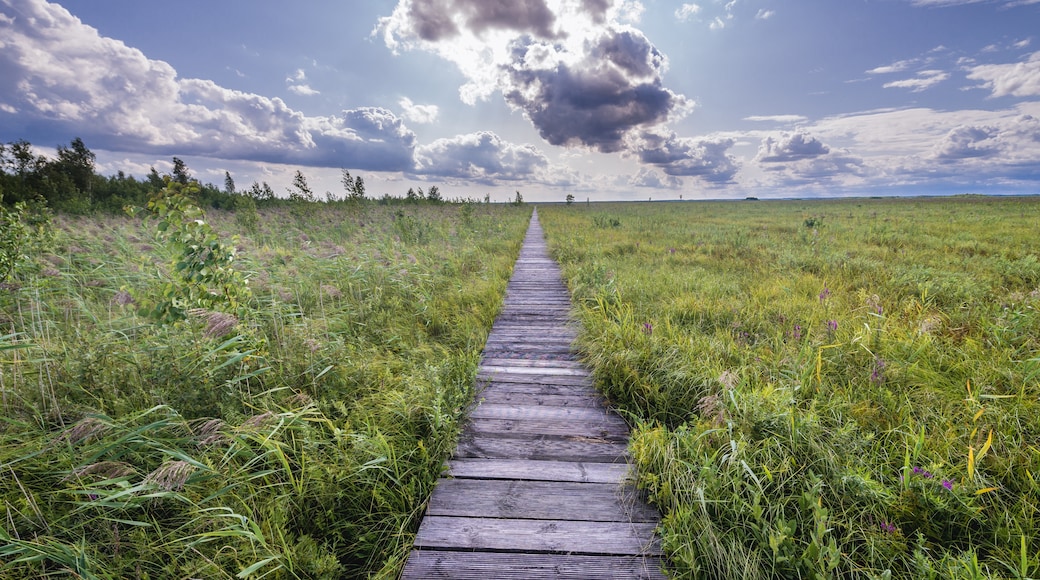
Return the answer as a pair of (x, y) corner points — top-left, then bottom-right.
(402, 209), (665, 579)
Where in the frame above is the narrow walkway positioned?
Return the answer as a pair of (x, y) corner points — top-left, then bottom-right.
(402, 209), (664, 579)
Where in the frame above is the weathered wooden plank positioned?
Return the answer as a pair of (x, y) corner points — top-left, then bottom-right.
(479, 357), (586, 369)
(426, 479), (660, 522)
(476, 373), (595, 387)
(402, 551), (666, 580)
(455, 434), (630, 463)
(474, 382), (598, 397)
(480, 365), (590, 377)
(447, 458), (632, 484)
(466, 417), (629, 441)
(413, 516), (662, 555)
(469, 403), (619, 423)
(476, 390), (607, 408)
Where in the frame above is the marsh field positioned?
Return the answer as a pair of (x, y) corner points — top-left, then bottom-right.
(2, 195), (1039, 578)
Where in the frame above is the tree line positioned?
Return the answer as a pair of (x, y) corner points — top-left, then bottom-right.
(0, 137), (503, 213)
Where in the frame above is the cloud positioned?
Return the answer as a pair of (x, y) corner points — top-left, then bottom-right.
(413, 131), (555, 183)
(866, 59), (915, 75)
(934, 124), (1001, 159)
(966, 50), (1040, 97)
(757, 132), (830, 162)
(629, 167), (682, 189)
(395, 0), (559, 42)
(378, 0), (694, 158)
(744, 114), (808, 123)
(398, 96), (439, 124)
(882, 69), (949, 92)
(755, 9), (775, 19)
(633, 131), (739, 182)
(675, 4), (701, 21)
(0, 0), (414, 171)
(288, 84), (321, 96)
(502, 30), (689, 153)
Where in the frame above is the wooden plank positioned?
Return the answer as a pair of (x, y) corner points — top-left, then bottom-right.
(413, 516), (662, 555)
(469, 403), (619, 423)
(447, 458), (631, 484)
(480, 365), (590, 377)
(479, 358), (586, 369)
(476, 390), (608, 408)
(402, 551), (666, 580)
(466, 418), (629, 441)
(475, 382), (598, 397)
(426, 479), (660, 522)
(476, 373), (595, 387)
(455, 435), (630, 463)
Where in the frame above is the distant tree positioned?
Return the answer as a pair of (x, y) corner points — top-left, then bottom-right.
(426, 185), (442, 203)
(416, 186), (425, 201)
(341, 169), (356, 199)
(566, 193), (574, 205)
(406, 187), (419, 203)
(247, 181), (275, 202)
(353, 176), (366, 201)
(513, 191), (523, 206)
(147, 167), (164, 190)
(484, 193), (490, 204)
(288, 169), (314, 202)
(224, 171), (235, 195)
(172, 157), (190, 185)
(54, 137), (96, 198)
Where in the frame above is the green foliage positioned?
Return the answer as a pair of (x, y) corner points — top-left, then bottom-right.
(132, 182), (251, 323)
(540, 198), (1040, 579)
(0, 197), (52, 283)
(0, 202), (530, 578)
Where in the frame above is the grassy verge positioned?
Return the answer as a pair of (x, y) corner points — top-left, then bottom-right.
(540, 197), (1040, 579)
(0, 200), (529, 578)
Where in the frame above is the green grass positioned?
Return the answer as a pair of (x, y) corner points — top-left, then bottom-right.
(539, 197), (1040, 579)
(0, 201), (530, 578)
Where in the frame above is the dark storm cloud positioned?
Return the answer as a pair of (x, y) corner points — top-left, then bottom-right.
(581, 0), (612, 23)
(406, 0), (557, 41)
(757, 132), (831, 162)
(634, 132), (739, 182)
(502, 31), (687, 153)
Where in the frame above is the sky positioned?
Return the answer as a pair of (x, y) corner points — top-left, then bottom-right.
(2, 0), (1040, 202)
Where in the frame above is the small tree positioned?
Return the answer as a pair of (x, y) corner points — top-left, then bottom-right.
(426, 185), (442, 203)
(172, 157), (191, 185)
(566, 194), (574, 205)
(288, 170), (315, 202)
(406, 187), (419, 203)
(341, 169), (355, 199)
(513, 191), (523, 206)
(224, 171), (235, 195)
(353, 176), (366, 201)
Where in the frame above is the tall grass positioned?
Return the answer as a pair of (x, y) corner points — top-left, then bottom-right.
(540, 197), (1040, 579)
(0, 202), (529, 578)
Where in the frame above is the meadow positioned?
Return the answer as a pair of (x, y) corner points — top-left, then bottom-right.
(539, 197), (1040, 579)
(0, 196), (530, 578)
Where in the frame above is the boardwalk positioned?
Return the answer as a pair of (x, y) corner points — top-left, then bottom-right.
(402, 210), (665, 579)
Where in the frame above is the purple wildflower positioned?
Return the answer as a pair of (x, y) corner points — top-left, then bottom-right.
(643, 322), (653, 335)
(880, 521), (898, 534)
(826, 319), (839, 332)
(792, 324), (802, 340)
(819, 287), (831, 302)
(669, 247), (676, 254)
(88, 494), (99, 501)
(871, 358), (886, 384)
(942, 480), (954, 491)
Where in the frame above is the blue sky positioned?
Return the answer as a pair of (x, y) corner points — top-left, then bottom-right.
(2, 0), (1039, 201)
